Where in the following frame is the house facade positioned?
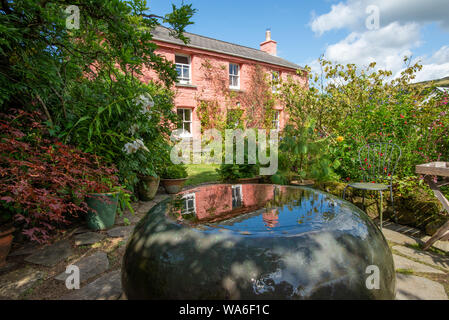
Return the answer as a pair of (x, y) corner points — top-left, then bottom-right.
(141, 26), (307, 139)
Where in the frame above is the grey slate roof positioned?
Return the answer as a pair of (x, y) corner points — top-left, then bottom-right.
(152, 26), (302, 70)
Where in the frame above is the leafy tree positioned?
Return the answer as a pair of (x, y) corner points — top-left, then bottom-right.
(278, 57), (449, 179)
(0, 0), (196, 189)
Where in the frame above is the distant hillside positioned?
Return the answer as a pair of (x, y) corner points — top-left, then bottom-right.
(416, 76), (449, 88)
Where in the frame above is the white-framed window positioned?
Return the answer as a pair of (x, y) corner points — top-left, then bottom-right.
(229, 63), (240, 89)
(181, 193), (196, 216)
(272, 71), (280, 93)
(177, 108), (192, 137)
(272, 111), (280, 130)
(175, 55), (191, 84)
(232, 185), (242, 209)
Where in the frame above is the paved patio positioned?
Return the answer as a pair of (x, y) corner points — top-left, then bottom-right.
(0, 195), (447, 300)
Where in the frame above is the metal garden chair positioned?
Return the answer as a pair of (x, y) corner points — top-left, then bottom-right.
(342, 142), (402, 230)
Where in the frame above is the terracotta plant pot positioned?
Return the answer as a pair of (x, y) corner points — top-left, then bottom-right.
(0, 226), (15, 267)
(161, 178), (187, 194)
(237, 176), (260, 184)
(138, 175), (160, 201)
(86, 192), (119, 231)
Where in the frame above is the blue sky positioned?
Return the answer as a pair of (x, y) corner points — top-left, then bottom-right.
(149, 0), (449, 82)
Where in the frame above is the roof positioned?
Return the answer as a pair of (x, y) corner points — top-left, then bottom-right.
(151, 26), (302, 71)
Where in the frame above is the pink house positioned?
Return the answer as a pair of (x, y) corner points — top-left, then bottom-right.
(141, 26), (307, 139)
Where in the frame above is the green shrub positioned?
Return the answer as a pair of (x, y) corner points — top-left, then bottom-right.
(162, 163), (188, 179)
(216, 138), (259, 182)
(278, 57), (449, 181)
(271, 120), (338, 185)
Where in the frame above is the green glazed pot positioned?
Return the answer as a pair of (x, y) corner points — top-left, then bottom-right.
(86, 192), (119, 231)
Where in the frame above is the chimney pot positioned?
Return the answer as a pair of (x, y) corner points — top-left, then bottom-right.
(260, 29), (277, 56)
(266, 29), (271, 41)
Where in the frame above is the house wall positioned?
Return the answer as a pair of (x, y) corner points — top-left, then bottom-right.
(139, 40), (308, 139)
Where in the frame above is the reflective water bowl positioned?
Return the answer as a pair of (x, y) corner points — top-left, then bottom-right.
(122, 184), (395, 299)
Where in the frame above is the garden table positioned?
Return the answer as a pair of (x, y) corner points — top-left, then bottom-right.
(415, 162), (449, 250)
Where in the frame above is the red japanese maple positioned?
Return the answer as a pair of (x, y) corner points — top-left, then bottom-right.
(0, 110), (119, 243)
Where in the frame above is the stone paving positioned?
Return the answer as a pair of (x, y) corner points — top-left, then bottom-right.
(382, 222), (449, 300)
(24, 240), (73, 267)
(0, 192), (447, 300)
(396, 274), (448, 300)
(0, 195), (166, 300)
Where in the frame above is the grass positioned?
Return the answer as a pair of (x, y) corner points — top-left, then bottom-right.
(396, 268), (414, 275)
(185, 164), (220, 187)
(406, 243), (448, 257)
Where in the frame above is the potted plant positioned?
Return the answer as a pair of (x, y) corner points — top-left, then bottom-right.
(0, 212), (14, 267)
(161, 163), (188, 194)
(86, 181), (132, 231)
(138, 174), (160, 201)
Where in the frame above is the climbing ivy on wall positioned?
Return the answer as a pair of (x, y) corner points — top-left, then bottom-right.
(195, 59), (279, 132)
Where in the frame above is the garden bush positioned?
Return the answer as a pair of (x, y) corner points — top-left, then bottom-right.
(162, 163), (188, 179)
(277, 57), (449, 234)
(0, 109), (121, 243)
(0, 0), (196, 192)
(279, 57), (449, 182)
(271, 120), (338, 185)
(217, 138), (260, 182)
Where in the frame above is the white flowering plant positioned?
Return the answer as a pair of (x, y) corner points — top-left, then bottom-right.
(114, 83), (177, 192)
(63, 76), (178, 194)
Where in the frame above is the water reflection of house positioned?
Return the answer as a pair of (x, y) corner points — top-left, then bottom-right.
(180, 184), (276, 221)
(262, 208), (280, 228)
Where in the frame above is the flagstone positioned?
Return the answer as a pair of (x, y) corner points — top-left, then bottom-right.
(74, 232), (105, 246)
(392, 245), (449, 271)
(382, 228), (422, 246)
(8, 244), (38, 257)
(24, 240), (73, 267)
(396, 273), (448, 300)
(61, 270), (121, 300)
(107, 226), (134, 239)
(393, 254), (445, 274)
(55, 251), (109, 283)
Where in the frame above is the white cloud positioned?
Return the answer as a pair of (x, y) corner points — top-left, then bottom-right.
(310, 2), (359, 35)
(310, 0), (449, 35)
(431, 45), (449, 64)
(324, 22), (420, 74)
(309, 0), (449, 82)
(407, 46), (449, 82)
(412, 62), (449, 83)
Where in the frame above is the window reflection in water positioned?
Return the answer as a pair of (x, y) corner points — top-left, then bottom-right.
(232, 185), (242, 209)
(181, 193), (196, 219)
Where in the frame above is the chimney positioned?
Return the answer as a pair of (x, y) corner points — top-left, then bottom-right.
(260, 29), (277, 56)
